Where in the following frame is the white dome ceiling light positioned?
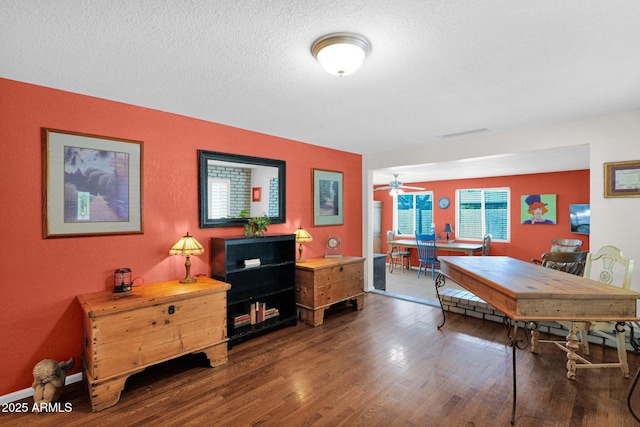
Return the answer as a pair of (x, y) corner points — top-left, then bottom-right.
(311, 33), (371, 77)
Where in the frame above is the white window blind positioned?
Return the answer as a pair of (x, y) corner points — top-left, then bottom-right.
(394, 192), (434, 235)
(456, 188), (509, 241)
(208, 178), (230, 219)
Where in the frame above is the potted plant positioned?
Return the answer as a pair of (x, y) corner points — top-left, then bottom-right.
(240, 210), (270, 237)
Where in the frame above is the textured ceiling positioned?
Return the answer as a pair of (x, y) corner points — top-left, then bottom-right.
(2, 1), (639, 183)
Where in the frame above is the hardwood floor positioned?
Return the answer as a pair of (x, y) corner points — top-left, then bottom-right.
(6, 293), (640, 426)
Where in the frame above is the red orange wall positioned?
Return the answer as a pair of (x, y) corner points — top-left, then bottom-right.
(0, 78), (362, 396)
(376, 171), (590, 264)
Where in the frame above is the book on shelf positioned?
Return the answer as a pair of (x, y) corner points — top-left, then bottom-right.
(235, 319), (251, 328)
(233, 313), (251, 328)
(250, 301), (267, 323)
(241, 301), (280, 327)
(250, 303), (257, 324)
(234, 313), (250, 322)
(244, 258), (261, 268)
(264, 307), (279, 320)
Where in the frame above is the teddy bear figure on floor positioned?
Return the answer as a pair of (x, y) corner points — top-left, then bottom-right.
(32, 357), (74, 411)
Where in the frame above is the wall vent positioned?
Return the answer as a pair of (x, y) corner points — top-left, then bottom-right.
(437, 128), (492, 139)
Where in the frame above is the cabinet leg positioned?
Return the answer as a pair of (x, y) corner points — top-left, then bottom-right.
(312, 309), (325, 326)
(87, 373), (132, 412)
(200, 342), (228, 367)
(352, 295), (364, 311)
(299, 307), (325, 326)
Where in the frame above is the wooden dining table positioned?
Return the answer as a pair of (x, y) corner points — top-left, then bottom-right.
(387, 239), (483, 257)
(436, 255), (640, 424)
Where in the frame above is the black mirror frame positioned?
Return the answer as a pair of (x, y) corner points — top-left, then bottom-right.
(198, 150), (286, 228)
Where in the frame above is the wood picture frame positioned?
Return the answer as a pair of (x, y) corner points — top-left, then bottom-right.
(312, 168), (343, 226)
(604, 160), (640, 198)
(42, 128), (143, 238)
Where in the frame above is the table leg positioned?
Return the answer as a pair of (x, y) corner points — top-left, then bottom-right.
(566, 325), (580, 380)
(511, 327), (517, 425)
(616, 322), (631, 378)
(529, 322), (539, 354)
(504, 319), (530, 424)
(434, 273), (447, 329)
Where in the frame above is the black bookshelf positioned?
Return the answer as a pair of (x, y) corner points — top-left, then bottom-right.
(210, 234), (297, 347)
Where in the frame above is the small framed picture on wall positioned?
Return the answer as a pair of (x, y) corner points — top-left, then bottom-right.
(42, 128), (144, 238)
(521, 194), (556, 224)
(252, 187), (262, 202)
(604, 160), (640, 197)
(312, 168), (343, 226)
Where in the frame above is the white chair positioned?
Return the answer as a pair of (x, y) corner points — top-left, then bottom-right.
(534, 245), (634, 379)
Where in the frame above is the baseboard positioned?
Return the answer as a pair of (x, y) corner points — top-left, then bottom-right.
(0, 372), (83, 405)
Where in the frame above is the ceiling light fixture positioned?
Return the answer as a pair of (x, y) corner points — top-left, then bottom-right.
(311, 32), (371, 77)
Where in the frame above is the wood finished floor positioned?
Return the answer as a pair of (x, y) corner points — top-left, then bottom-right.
(6, 293), (640, 426)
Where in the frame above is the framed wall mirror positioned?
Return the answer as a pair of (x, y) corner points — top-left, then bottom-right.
(198, 150), (286, 228)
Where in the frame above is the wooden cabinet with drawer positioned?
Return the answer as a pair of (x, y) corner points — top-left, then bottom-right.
(295, 256), (365, 326)
(77, 277), (230, 411)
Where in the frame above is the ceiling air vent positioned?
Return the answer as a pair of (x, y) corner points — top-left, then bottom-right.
(437, 128), (492, 139)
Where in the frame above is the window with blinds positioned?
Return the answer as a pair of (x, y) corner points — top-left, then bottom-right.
(208, 178), (230, 219)
(456, 188), (510, 241)
(394, 192), (434, 235)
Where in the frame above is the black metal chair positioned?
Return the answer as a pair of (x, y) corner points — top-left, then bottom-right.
(416, 233), (438, 280)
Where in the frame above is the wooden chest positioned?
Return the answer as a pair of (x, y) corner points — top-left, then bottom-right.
(295, 256), (365, 326)
(77, 277), (230, 411)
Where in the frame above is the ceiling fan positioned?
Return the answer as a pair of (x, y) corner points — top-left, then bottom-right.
(374, 174), (425, 194)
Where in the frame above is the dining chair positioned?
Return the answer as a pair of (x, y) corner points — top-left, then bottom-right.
(535, 246), (634, 379)
(386, 230), (410, 273)
(481, 233), (492, 256)
(578, 246), (634, 371)
(532, 238), (583, 264)
(415, 233), (438, 280)
(540, 250), (588, 276)
(551, 238), (584, 252)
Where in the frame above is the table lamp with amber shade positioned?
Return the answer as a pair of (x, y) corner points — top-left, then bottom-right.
(169, 232), (204, 283)
(294, 226), (313, 262)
